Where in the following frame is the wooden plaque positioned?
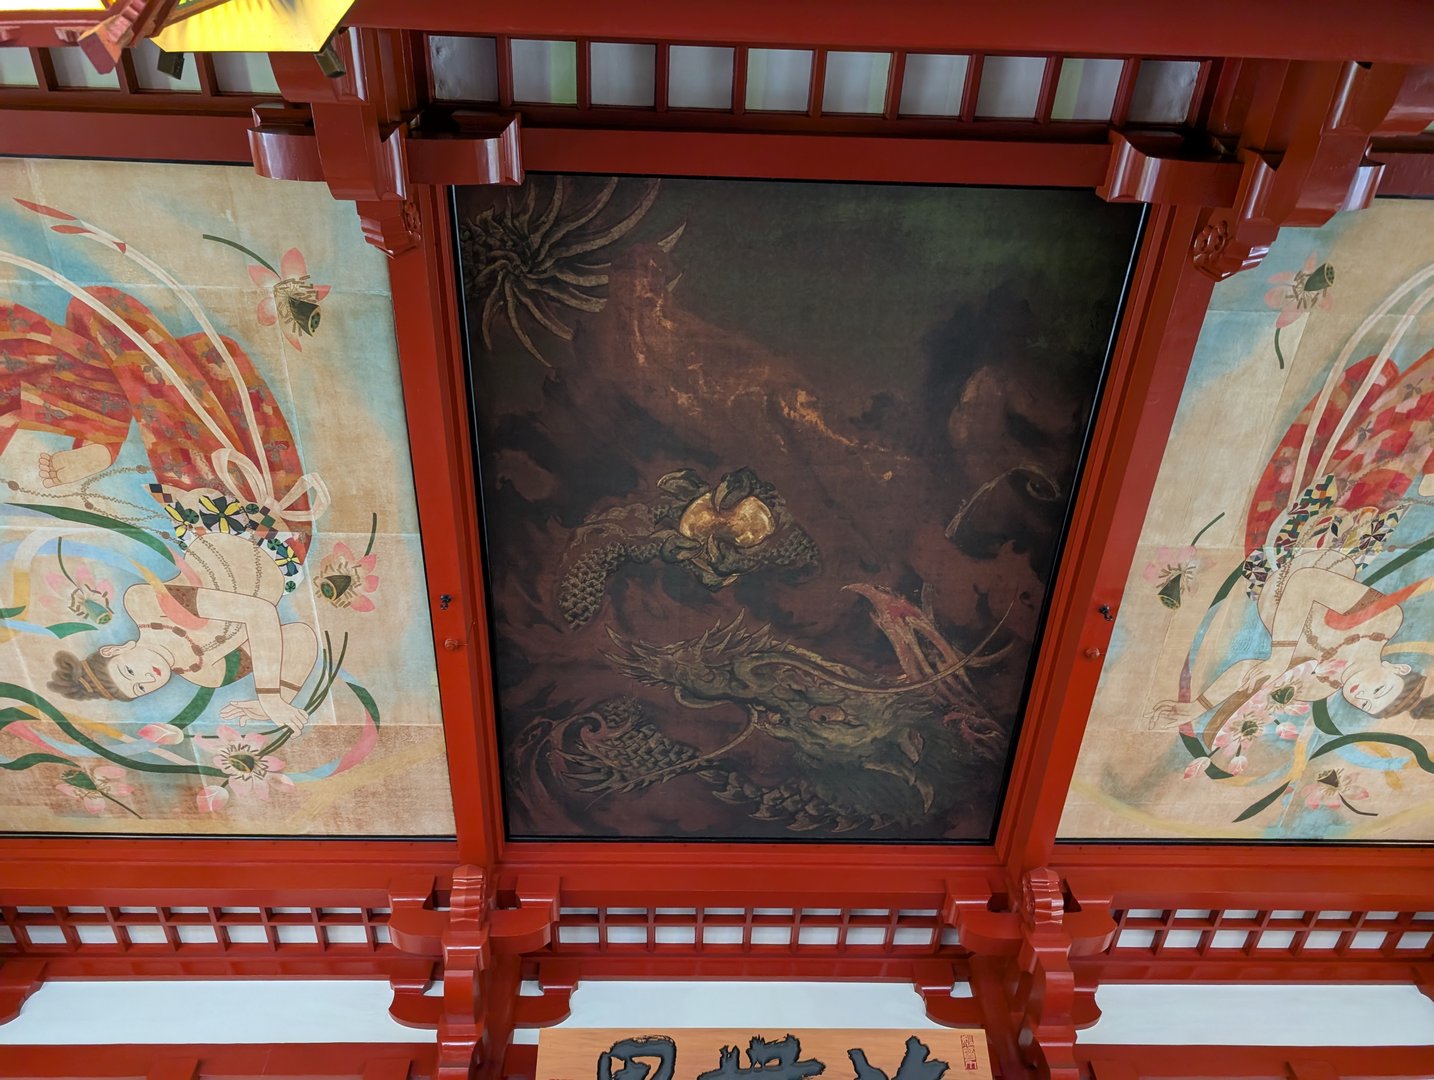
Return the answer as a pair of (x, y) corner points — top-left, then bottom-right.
(536, 1028), (993, 1080)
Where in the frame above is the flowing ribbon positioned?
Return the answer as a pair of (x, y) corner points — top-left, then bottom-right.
(209, 449), (330, 526)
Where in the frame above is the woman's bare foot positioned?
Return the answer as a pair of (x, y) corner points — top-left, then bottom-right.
(38, 443), (112, 488)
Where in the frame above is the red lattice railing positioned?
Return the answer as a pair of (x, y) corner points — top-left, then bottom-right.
(550, 906), (963, 955)
(1108, 907), (1434, 959)
(0, 904), (393, 954)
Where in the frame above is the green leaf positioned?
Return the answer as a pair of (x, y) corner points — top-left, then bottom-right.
(1365, 533), (1434, 587)
(0, 752), (74, 770)
(8, 502), (174, 564)
(1311, 699), (1344, 737)
(345, 680), (380, 727)
(1234, 782), (1290, 823)
(169, 652), (240, 730)
(1311, 731), (1434, 773)
(0, 707), (35, 731)
(0, 682), (224, 777)
(1207, 567), (1243, 609)
(45, 622), (96, 639)
(1179, 730), (1232, 780)
(0, 604), (24, 620)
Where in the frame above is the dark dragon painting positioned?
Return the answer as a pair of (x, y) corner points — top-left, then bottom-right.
(455, 176), (1140, 841)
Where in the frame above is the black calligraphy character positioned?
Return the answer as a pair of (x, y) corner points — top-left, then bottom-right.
(696, 1034), (825, 1080)
(847, 1036), (948, 1080)
(598, 1035), (678, 1080)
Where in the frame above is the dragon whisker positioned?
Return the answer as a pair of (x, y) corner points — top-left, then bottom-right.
(550, 182), (660, 260)
(537, 177), (619, 258)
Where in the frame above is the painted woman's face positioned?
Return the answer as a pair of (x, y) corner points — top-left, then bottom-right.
(1341, 660), (1410, 714)
(103, 640), (174, 699)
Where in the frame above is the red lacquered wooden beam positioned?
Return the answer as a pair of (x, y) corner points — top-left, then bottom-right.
(497, 844), (1003, 905)
(1056, 844), (1434, 908)
(521, 126), (1111, 185)
(0, 109), (252, 162)
(0, 839), (456, 902)
(344, 0), (1434, 65)
(996, 203), (1216, 875)
(386, 186), (507, 865)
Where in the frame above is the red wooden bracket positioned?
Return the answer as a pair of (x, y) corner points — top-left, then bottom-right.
(0, 958), (45, 1026)
(1099, 61), (1417, 281)
(1014, 869), (1080, 1080)
(385, 868), (559, 1077)
(492, 875), (561, 955)
(389, 873), (446, 956)
(254, 28), (522, 257)
(1097, 132), (1242, 207)
(1188, 61), (1405, 280)
(389, 960), (442, 1029)
(942, 877), (1021, 957)
(513, 959), (580, 1028)
(910, 960), (977, 1028)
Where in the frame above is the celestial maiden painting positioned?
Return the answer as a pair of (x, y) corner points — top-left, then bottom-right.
(458, 175), (1140, 841)
(1062, 199), (1434, 842)
(0, 159), (453, 835)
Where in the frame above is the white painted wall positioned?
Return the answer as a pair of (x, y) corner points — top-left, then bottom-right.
(2, 979), (1432, 1047)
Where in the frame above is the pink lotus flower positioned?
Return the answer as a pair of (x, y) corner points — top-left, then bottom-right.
(203, 726), (293, 801)
(1143, 545), (1200, 610)
(43, 565), (113, 625)
(195, 784), (230, 813)
(1265, 253), (1335, 329)
(314, 541), (379, 613)
(55, 764), (134, 815)
(1300, 768), (1372, 814)
(137, 723), (184, 746)
(249, 247), (330, 351)
(1182, 756), (1211, 779)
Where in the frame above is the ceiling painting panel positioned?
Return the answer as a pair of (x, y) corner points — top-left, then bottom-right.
(1063, 199), (1434, 842)
(457, 175), (1140, 841)
(0, 159), (454, 836)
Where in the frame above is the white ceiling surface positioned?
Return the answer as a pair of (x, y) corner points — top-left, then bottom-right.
(1083, 983), (1434, 1046)
(3, 979), (1433, 1046)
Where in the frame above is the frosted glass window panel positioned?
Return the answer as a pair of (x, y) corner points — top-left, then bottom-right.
(822, 51), (891, 114)
(668, 45), (733, 109)
(745, 48), (812, 112)
(1051, 57), (1123, 121)
(898, 53), (969, 116)
(510, 39), (577, 105)
(591, 42), (656, 107)
(429, 35), (498, 102)
(0, 48), (38, 88)
(211, 53), (279, 94)
(130, 40), (200, 92)
(1128, 59), (1202, 123)
(975, 55), (1047, 118)
(48, 48), (120, 90)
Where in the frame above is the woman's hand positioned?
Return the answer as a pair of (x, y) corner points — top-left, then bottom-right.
(1148, 699), (1201, 730)
(259, 695), (308, 735)
(219, 699), (268, 725)
(1240, 649), (1296, 693)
